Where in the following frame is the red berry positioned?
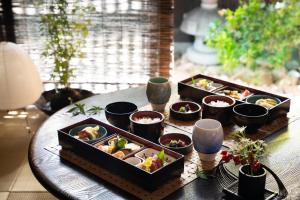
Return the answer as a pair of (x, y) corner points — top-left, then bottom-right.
(241, 159), (247, 165)
(233, 155), (241, 165)
(252, 161), (261, 173)
(221, 154), (230, 163)
(227, 153), (233, 160)
(220, 150), (228, 155)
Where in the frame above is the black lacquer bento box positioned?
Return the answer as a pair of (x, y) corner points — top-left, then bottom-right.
(178, 74), (290, 121)
(58, 118), (184, 191)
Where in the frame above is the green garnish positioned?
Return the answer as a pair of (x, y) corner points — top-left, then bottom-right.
(179, 106), (186, 113)
(192, 77), (196, 85)
(117, 138), (127, 149)
(157, 150), (165, 162)
(169, 140), (178, 147)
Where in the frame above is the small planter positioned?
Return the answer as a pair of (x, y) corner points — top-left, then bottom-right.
(238, 164), (266, 200)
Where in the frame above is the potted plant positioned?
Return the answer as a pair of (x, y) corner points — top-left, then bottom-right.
(207, 0), (300, 71)
(220, 127), (267, 199)
(37, 0), (95, 114)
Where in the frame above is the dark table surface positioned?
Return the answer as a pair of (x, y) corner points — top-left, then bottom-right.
(29, 86), (300, 200)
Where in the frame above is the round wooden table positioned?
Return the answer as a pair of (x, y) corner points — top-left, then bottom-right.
(29, 86), (300, 199)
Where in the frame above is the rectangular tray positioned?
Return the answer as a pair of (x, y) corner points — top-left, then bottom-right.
(178, 74), (290, 121)
(58, 118), (185, 191)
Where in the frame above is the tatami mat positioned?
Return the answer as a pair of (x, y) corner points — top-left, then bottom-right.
(10, 158), (46, 192)
(7, 192), (57, 200)
(0, 192), (9, 200)
(0, 107), (49, 199)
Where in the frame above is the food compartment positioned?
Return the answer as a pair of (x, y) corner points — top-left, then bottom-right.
(123, 156), (143, 166)
(190, 78), (223, 91)
(68, 124), (108, 144)
(135, 148), (176, 173)
(215, 87), (253, 101)
(94, 134), (143, 159)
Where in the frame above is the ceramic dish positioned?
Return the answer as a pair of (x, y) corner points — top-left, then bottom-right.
(233, 103), (268, 133)
(130, 111), (164, 143)
(169, 101), (201, 121)
(105, 101), (138, 130)
(202, 95), (236, 125)
(69, 124), (107, 144)
(246, 95), (281, 109)
(159, 133), (193, 155)
(123, 157), (143, 166)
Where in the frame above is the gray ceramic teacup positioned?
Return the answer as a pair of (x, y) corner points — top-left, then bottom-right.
(146, 77), (171, 112)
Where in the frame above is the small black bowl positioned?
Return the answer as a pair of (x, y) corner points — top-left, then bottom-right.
(105, 101), (138, 130)
(202, 95), (236, 125)
(170, 101), (201, 121)
(233, 103), (268, 133)
(246, 95), (281, 109)
(159, 133), (193, 155)
(130, 111), (164, 143)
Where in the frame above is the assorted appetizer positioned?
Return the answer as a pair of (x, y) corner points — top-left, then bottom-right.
(178, 104), (192, 113)
(138, 150), (165, 173)
(74, 125), (100, 141)
(255, 98), (278, 109)
(195, 79), (210, 89)
(192, 78), (223, 91)
(220, 89), (252, 100)
(96, 135), (141, 159)
(167, 139), (186, 148)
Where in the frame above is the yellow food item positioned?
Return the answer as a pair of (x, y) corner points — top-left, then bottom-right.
(112, 151), (125, 159)
(255, 98), (278, 109)
(196, 79), (209, 89)
(107, 145), (115, 154)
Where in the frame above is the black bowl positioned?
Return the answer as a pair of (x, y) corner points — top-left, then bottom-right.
(233, 103), (268, 133)
(202, 95), (236, 125)
(130, 111), (164, 143)
(105, 101), (138, 130)
(246, 95), (281, 109)
(159, 133), (193, 155)
(170, 101), (201, 121)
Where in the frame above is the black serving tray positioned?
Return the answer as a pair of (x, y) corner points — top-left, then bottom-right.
(58, 118), (184, 191)
(178, 74), (290, 121)
(223, 181), (277, 200)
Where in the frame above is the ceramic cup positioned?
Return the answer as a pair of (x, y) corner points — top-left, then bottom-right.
(146, 77), (171, 112)
(192, 119), (223, 161)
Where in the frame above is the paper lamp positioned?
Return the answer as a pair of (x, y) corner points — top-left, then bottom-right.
(0, 42), (43, 110)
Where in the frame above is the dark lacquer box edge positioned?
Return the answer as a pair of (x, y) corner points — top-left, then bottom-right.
(178, 74), (290, 121)
(57, 118), (184, 191)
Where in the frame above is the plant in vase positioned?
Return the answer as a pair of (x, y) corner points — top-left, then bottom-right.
(38, 0), (95, 114)
(207, 0), (300, 71)
(221, 127), (267, 199)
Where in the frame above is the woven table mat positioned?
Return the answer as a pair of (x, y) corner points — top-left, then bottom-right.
(45, 145), (220, 200)
(140, 103), (291, 147)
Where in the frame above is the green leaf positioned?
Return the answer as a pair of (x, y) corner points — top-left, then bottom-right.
(87, 106), (103, 116)
(157, 150), (165, 162)
(195, 167), (212, 180)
